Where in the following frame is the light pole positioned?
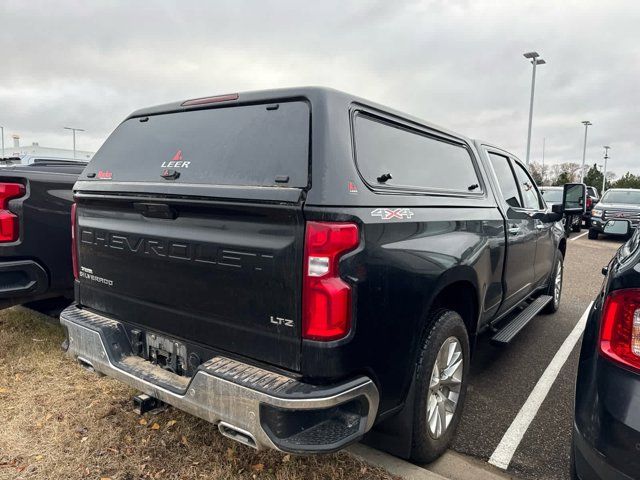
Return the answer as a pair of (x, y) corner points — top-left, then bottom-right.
(64, 126), (85, 159)
(0, 126), (4, 158)
(541, 137), (546, 183)
(602, 146), (611, 193)
(523, 51), (546, 166)
(579, 120), (592, 183)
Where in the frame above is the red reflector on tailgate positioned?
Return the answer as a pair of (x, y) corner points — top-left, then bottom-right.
(302, 221), (359, 341)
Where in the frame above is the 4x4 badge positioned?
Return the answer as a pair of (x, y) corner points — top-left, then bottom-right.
(371, 208), (414, 220)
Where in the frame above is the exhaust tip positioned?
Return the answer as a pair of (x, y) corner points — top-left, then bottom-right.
(218, 422), (258, 449)
(77, 357), (95, 372)
(77, 357), (104, 376)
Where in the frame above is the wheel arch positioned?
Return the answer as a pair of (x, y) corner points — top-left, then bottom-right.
(558, 237), (567, 260)
(365, 277), (478, 460)
(423, 268), (480, 350)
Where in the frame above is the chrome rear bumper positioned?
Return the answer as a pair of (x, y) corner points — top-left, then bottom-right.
(60, 304), (379, 453)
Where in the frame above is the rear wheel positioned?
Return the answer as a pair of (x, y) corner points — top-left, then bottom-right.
(571, 216), (582, 232)
(543, 253), (563, 314)
(411, 309), (469, 463)
(588, 228), (599, 240)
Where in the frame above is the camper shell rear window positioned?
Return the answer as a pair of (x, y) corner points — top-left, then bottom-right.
(85, 101), (310, 187)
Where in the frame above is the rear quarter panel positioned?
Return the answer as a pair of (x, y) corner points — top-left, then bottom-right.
(301, 205), (505, 413)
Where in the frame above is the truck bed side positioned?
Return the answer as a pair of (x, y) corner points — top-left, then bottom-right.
(0, 164), (84, 309)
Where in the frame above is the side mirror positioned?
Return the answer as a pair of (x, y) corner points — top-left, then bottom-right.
(562, 183), (586, 215)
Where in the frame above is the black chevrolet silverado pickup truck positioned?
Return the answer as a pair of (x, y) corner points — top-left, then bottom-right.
(60, 87), (584, 462)
(0, 160), (86, 312)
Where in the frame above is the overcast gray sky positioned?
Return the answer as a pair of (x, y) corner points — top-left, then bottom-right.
(1, 0), (638, 176)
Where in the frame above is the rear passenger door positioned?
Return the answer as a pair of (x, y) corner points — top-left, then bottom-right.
(511, 160), (554, 286)
(487, 151), (537, 313)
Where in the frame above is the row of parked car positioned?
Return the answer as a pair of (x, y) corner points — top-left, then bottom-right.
(1, 87), (639, 479)
(542, 184), (640, 242)
(588, 188), (640, 240)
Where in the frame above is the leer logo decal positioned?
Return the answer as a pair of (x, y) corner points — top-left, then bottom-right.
(161, 149), (191, 169)
(371, 208), (414, 220)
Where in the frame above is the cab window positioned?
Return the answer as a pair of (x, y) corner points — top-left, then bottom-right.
(488, 153), (521, 208)
(512, 161), (543, 210)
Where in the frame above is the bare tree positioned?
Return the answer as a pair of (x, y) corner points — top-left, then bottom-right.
(550, 162), (580, 185)
(528, 161), (544, 185)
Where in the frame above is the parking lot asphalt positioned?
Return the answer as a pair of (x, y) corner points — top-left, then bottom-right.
(445, 232), (624, 480)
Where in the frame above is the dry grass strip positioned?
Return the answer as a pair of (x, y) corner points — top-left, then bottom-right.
(0, 307), (397, 480)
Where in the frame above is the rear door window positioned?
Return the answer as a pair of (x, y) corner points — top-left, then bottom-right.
(353, 113), (480, 193)
(512, 161), (543, 210)
(488, 153), (521, 208)
(85, 101), (310, 187)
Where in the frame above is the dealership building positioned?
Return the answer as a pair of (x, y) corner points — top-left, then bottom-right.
(2, 134), (94, 161)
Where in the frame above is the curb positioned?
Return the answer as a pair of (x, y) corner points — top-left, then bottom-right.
(347, 445), (513, 480)
(347, 444), (447, 480)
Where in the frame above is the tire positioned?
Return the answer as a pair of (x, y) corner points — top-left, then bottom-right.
(588, 228), (599, 240)
(571, 217), (582, 233)
(411, 309), (470, 463)
(543, 252), (564, 314)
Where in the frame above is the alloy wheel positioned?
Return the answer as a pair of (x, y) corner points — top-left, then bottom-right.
(427, 336), (464, 439)
(554, 260), (563, 306)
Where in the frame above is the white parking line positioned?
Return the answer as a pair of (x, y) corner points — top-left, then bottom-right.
(487, 302), (593, 470)
(570, 231), (589, 242)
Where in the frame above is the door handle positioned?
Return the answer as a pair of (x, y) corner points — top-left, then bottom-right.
(508, 226), (520, 235)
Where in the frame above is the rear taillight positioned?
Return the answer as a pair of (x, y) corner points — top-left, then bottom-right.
(599, 288), (640, 373)
(586, 197), (593, 209)
(302, 221), (360, 341)
(71, 202), (79, 280)
(0, 182), (25, 242)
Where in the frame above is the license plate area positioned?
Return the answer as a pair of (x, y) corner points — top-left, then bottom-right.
(123, 323), (218, 379)
(140, 331), (188, 376)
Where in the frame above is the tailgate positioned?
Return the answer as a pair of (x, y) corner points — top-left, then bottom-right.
(74, 99), (310, 371)
(76, 198), (304, 370)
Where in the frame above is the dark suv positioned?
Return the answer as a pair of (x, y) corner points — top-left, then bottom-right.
(60, 87), (583, 461)
(572, 228), (640, 479)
